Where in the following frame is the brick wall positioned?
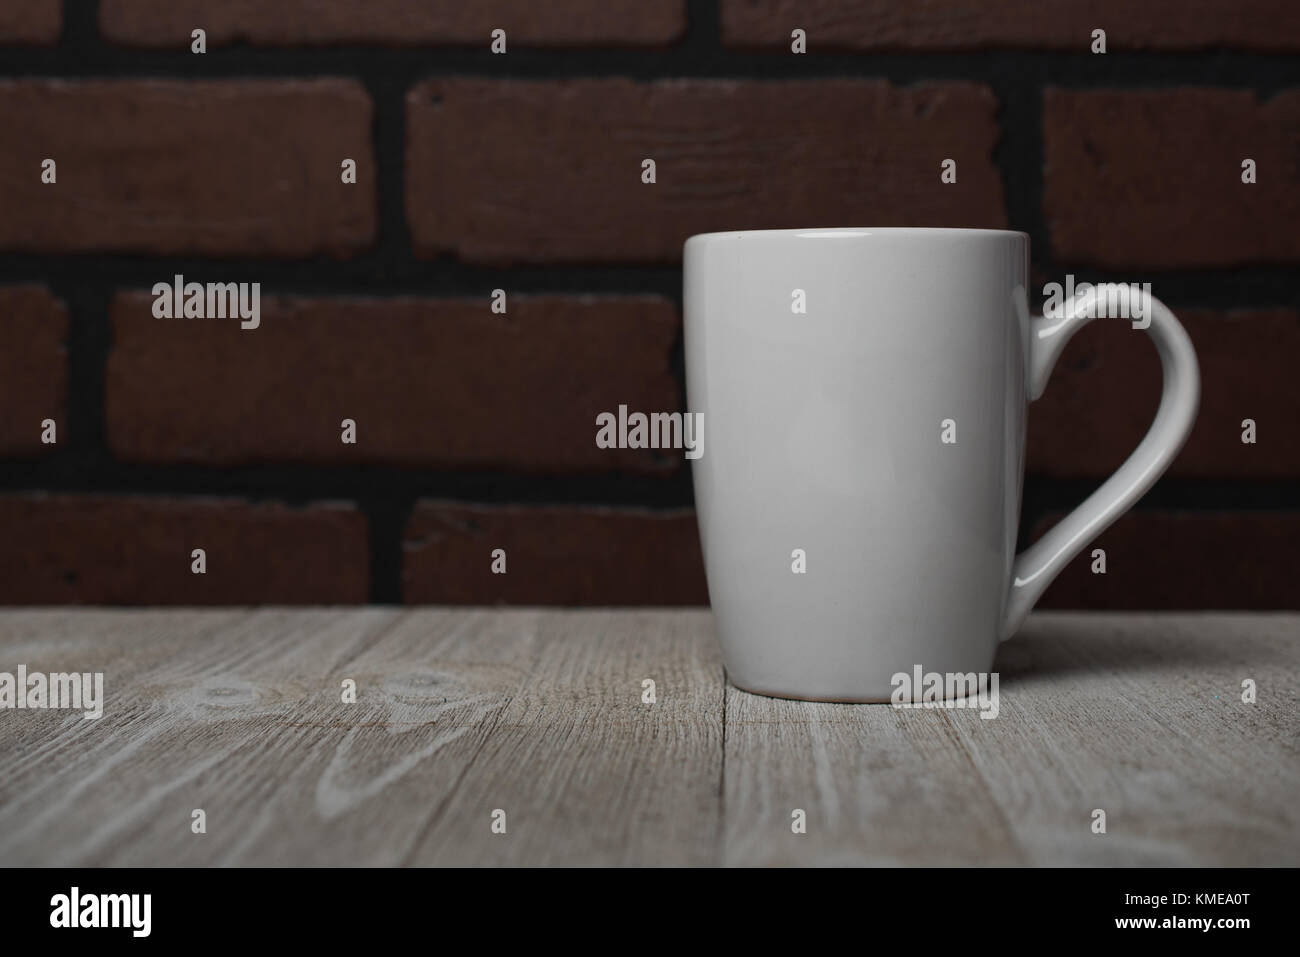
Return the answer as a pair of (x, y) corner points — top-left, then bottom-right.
(1, 1), (1296, 608)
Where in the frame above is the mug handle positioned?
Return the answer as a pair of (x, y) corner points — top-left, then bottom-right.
(1002, 283), (1200, 640)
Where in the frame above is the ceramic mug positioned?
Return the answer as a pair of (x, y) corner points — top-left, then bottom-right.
(683, 228), (1199, 701)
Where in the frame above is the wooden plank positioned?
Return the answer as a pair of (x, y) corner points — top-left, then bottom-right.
(0, 610), (1295, 866)
(0, 607), (725, 866)
(721, 684), (1027, 866)
(955, 612), (1300, 865)
(721, 612), (1300, 866)
(0, 608), (412, 865)
(403, 609), (724, 866)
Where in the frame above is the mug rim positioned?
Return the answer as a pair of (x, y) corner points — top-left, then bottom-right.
(685, 226), (1028, 246)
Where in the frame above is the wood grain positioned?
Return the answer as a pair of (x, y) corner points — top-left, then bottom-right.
(0, 610), (1294, 866)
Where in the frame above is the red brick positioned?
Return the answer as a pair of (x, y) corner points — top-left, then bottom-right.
(721, 1), (1300, 51)
(106, 293), (680, 473)
(100, 0), (684, 46)
(1044, 88), (1300, 267)
(0, 80), (375, 257)
(403, 502), (707, 604)
(406, 78), (1006, 264)
(0, 495), (368, 604)
(1028, 308), (1299, 477)
(0, 2), (60, 43)
(1030, 512), (1300, 609)
(0, 286), (67, 456)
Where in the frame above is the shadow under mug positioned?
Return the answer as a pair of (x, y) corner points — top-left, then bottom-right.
(683, 227), (1199, 702)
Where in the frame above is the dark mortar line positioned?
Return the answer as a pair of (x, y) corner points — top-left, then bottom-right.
(1, 264), (1295, 311)
(0, 463), (1292, 511)
(2, 42), (1298, 90)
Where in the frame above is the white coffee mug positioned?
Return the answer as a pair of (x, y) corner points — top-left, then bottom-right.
(684, 228), (1199, 701)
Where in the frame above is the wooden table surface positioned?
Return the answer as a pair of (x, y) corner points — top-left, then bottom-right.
(0, 609), (1296, 867)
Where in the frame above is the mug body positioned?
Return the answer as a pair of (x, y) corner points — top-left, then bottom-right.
(684, 228), (1030, 701)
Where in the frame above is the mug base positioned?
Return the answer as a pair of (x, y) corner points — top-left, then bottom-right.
(727, 677), (896, 704)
